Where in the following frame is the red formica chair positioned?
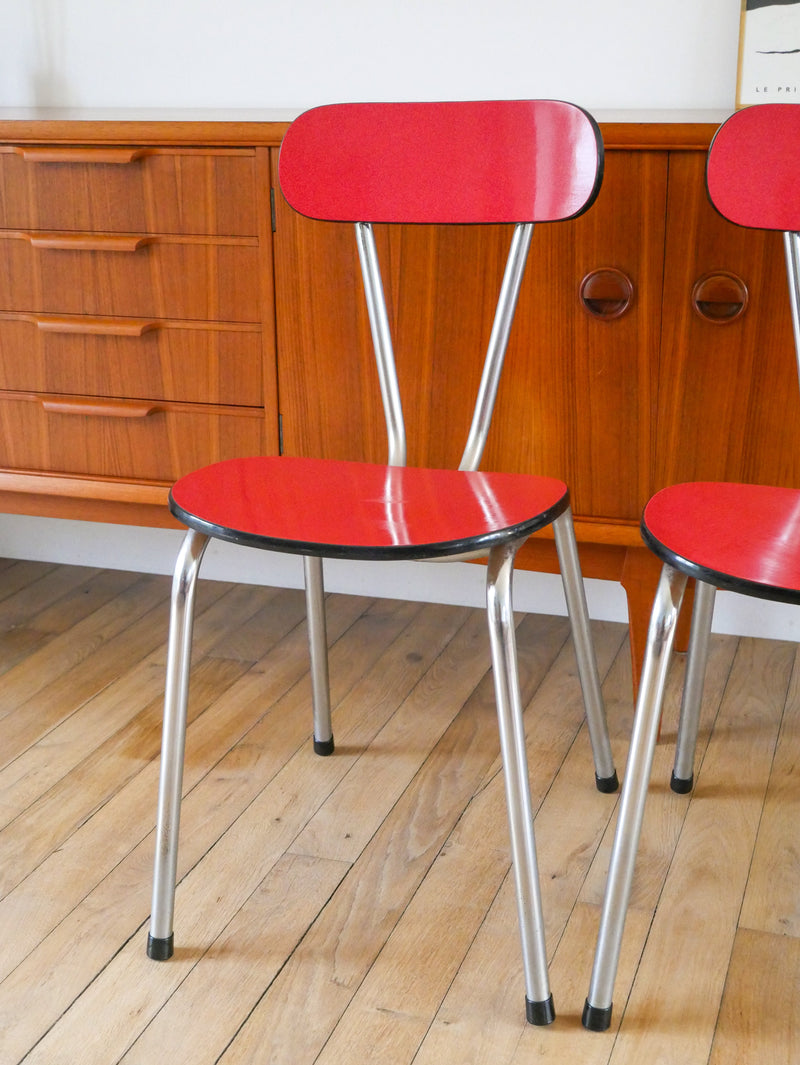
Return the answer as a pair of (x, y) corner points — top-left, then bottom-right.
(145, 99), (619, 1026)
(583, 103), (800, 1031)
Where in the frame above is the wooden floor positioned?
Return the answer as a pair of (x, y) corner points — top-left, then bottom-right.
(0, 558), (797, 1064)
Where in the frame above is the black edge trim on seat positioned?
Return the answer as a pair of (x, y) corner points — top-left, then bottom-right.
(168, 488), (571, 563)
(641, 517), (800, 606)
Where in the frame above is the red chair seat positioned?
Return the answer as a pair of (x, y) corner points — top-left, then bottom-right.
(170, 456), (570, 560)
(643, 481), (800, 603)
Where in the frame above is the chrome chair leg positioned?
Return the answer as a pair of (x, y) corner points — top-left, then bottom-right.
(486, 540), (554, 1025)
(671, 580), (716, 793)
(583, 562), (687, 1030)
(148, 528), (209, 960)
(303, 554), (334, 755)
(553, 509), (618, 792)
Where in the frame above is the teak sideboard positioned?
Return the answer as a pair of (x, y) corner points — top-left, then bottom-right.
(0, 109), (796, 681)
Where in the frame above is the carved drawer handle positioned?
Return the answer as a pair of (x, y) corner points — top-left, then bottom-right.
(579, 268), (634, 320)
(32, 314), (160, 337)
(23, 232), (152, 253)
(691, 272), (749, 323)
(12, 146), (148, 165)
(40, 397), (161, 418)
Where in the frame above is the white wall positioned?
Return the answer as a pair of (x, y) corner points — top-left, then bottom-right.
(0, 512), (797, 643)
(1, 1), (793, 641)
(4, 1), (740, 112)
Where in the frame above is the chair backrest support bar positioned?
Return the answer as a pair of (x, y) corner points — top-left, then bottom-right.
(460, 222), (534, 472)
(355, 222), (407, 467)
(783, 230), (800, 397)
(355, 219), (535, 472)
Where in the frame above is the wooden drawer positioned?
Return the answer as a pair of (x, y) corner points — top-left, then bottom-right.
(0, 315), (263, 406)
(0, 234), (260, 322)
(0, 392), (271, 482)
(0, 146), (258, 236)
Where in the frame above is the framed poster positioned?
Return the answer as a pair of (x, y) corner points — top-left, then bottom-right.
(737, 0), (800, 107)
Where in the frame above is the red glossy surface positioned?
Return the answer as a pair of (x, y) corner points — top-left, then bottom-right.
(170, 456), (569, 559)
(644, 482), (800, 598)
(707, 104), (800, 231)
(279, 100), (602, 224)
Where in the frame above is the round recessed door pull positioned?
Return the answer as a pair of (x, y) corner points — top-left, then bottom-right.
(691, 271), (749, 323)
(579, 268), (634, 320)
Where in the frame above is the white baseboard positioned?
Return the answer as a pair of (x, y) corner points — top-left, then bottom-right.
(0, 513), (796, 643)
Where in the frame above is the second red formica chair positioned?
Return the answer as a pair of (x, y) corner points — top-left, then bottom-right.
(145, 99), (619, 1026)
(583, 103), (800, 1031)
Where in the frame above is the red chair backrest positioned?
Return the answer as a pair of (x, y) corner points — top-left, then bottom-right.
(279, 100), (603, 225)
(707, 104), (800, 231)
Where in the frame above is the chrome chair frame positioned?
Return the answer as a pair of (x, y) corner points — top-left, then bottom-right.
(148, 103), (618, 1027)
(582, 223), (800, 1032)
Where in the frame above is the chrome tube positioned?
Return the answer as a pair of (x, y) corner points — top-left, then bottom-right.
(460, 223), (534, 472)
(553, 509), (617, 790)
(583, 563), (687, 1029)
(148, 528), (209, 955)
(486, 538), (554, 1023)
(672, 580), (716, 791)
(784, 230), (800, 394)
(303, 554), (333, 754)
(355, 221), (407, 467)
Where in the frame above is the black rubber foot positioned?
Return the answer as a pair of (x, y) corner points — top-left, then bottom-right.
(313, 736), (335, 756)
(670, 771), (693, 794)
(582, 999), (612, 1031)
(147, 933), (174, 961)
(596, 770), (620, 794)
(526, 994), (556, 1026)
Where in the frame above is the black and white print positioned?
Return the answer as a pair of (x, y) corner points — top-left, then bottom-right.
(738, 0), (800, 105)
(737, 0), (800, 103)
